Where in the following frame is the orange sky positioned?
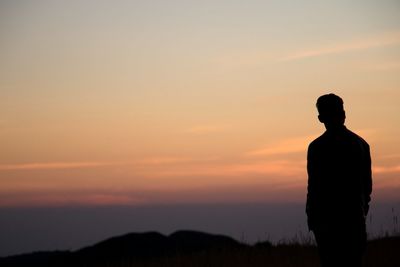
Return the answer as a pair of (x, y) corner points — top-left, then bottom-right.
(1, 1), (399, 207)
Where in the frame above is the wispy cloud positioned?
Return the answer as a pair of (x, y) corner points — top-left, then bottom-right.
(280, 31), (400, 61)
(223, 160), (305, 177)
(135, 159), (306, 180)
(0, 156), (218, 171)
(245, 135), (317, 157)
(373, 165), (400, 174)
(0, 161), (116, 171)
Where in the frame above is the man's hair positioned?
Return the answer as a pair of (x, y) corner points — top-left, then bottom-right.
(316, 94), (344, 116)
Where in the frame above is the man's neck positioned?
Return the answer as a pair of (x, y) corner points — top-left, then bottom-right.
(325, 124), (346, 133)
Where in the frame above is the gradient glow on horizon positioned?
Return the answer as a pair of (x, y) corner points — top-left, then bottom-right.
(1, 0), (399, 207)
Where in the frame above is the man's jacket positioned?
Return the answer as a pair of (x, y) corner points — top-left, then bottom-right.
(306, 126), (372, 231)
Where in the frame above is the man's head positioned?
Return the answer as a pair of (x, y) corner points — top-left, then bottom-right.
(316, 94), (346, 130)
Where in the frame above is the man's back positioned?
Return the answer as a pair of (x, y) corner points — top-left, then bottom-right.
(306, 126), (372, 229)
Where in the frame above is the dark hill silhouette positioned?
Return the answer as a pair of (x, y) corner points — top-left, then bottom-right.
(71, 230), (242, 266)
(169, 230), (243, 252)
(0, 231), (399, 267)
(0, 230), (243, 267)
(0, 251), (71, 267)
(74, 231), (170, 261)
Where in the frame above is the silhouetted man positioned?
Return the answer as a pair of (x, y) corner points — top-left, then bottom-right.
(306, 94), (372, 267)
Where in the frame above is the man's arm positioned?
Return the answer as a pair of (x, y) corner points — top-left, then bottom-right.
(363, 144), (373, 216)
(306, 143), (317, 231)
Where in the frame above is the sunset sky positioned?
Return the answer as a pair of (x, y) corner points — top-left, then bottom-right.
(1, 0), (399, 208)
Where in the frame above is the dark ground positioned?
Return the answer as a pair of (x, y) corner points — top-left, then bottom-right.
(1, 231), (399, 267)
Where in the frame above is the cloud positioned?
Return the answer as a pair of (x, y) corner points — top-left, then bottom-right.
(0, 156), (216, 171)
(136, 159), (306, 180)
(0, 161), (116, 171)
(280, 31), (400, 61)
(245, 135), (317, 157)
(373, 165), (400, 174)
(222, 160), (305, 177)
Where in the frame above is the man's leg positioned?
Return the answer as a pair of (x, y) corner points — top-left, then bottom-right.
(342, 222), (367, 267)
(313, 228), (339, 267)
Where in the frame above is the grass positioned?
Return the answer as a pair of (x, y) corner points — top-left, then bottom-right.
(2, 228), (399, 267)
(63, 235), (399, 267)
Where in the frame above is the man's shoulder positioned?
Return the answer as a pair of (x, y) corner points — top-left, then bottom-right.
(308, 133), (327, 150)
(345, 128), (370, 148)
(309, 131), (329, 145)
